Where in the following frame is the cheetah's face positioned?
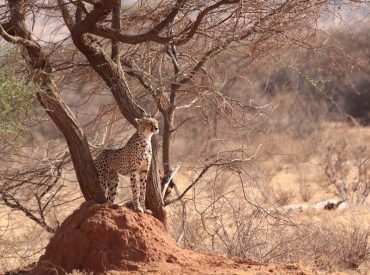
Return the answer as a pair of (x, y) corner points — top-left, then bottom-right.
(135, 117), (159, 134)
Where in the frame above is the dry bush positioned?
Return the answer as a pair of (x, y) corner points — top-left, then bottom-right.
(273, 188), (295, 206)
(170, 201), (273, 258)
(0, 222), (49, 272)
(259, 220), (369, 270)
(322, 140), (370, 203)
(259, 179), (297, 207)
(170, 187), (369, 271)
(251, 219), (370, 270)
(300, 221), (370, 270)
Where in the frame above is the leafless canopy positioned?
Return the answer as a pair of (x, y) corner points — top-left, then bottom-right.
(0, 0), (329, 231)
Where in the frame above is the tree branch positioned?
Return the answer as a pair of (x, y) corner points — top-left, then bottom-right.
(0, 24), (38, 48)
(1, 192), (55, 233)
(111, 0), (121, 63)
(165, 157), (254, 206)
(175, 0), (240, 46)
(89, 0), (186, 44)
(161, 162), (181, 201)
(57, 0), (75, 29)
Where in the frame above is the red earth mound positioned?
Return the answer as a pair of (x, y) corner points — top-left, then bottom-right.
(31, 201), (312, 274)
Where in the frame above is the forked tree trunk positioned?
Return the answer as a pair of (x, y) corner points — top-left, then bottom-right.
(68, 20), (167, 226)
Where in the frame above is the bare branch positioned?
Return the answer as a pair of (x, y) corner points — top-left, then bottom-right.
(89, 0), (186, 44)
(161, 162), (181, 201)
(1, 192), (55, 233)
(165, 157), (255, 206)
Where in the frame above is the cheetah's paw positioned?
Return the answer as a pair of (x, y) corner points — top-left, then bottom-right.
(135, 205), (144, 213)
(144, 209), (153, 215)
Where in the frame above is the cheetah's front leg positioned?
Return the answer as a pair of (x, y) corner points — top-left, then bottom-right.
(130, 171), (144, 213)
(139, 170), (151, 214)
(107, 171), (119, 204)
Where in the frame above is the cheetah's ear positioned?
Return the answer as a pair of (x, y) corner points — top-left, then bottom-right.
(135, 118), (142, 124)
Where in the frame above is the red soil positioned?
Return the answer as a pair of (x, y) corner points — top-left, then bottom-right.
(30, 201), (313, 274)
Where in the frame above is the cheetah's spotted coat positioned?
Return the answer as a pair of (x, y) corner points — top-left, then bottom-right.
(95, 117), (159, 213)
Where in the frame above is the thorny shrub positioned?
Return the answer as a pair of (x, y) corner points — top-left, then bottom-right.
(302, 221), (370, 270)
(170, 199), (369, 271)
(322, 140), (370, 203)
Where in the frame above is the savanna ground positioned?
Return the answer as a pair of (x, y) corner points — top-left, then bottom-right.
(1, 3), (370, 275)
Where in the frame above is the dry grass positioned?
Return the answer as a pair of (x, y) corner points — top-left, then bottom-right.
(167, 120), (370, 273)
(306, 222), (370, 270)
(273, 188), (295, 206)
(173, 205), (370, 271)
(299, 182), (315, 203)
(270, 219), (370, 271)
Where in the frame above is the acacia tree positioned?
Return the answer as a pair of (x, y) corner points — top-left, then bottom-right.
(0, 0), (328, 228)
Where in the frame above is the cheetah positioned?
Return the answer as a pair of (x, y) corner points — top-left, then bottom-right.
(95, 117), (159, 213)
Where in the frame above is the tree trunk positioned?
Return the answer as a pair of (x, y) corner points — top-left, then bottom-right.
(36, 78), (105, 203)
(71, 34), (146, 126)
(162, 109), (175, 175)
(2, 0), (105, 203)
(146, 137), (167, 226)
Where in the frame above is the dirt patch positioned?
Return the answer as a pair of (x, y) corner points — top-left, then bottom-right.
(30, 201), (313, 274)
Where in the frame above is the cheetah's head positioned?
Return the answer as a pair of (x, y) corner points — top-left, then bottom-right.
(135, 117), (159, 135)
